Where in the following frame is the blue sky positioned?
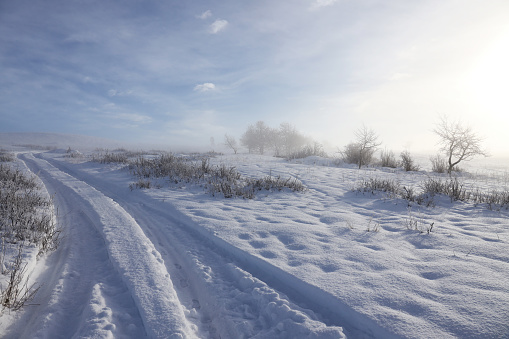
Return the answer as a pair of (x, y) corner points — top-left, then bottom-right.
(1, 0), (509, 155)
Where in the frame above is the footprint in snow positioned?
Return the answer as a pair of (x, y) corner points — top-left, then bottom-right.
(238, 233), (251, 240)
(286, 243), (306, 251)
(249, 240), (267, 249)
(259, 250), (277, 259)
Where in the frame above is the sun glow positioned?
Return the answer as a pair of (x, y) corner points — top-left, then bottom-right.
(468, 33), (509, 122)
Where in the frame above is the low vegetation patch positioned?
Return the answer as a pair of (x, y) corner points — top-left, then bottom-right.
(0, 151), (14, 163)
(126, 153), (306, 198)
(286, 143), (327, 160)
(92, 151), (129, 164)
(355, 175), (509, 211)
(0, 164), (60, 312)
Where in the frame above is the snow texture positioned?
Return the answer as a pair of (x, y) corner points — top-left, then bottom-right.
(2, 149), (509, 338)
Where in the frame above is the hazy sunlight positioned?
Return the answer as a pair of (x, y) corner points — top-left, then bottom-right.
(469, 32), (509, 124)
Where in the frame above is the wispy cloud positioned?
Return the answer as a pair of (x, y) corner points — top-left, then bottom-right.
(310, 0), (338, 10)
(209, 19), (228, 34)
(194, 82), (216, 92)
(198, 10), (212, 20)
(109, 112), (152, 126)
(3, 0), (509, 155)
(108, 89), (133, 97)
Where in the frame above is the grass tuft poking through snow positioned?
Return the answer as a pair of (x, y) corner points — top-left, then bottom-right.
(355, 174), (509, 210)
(123, 153), (306, 198)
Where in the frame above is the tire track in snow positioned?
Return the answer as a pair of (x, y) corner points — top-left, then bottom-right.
(32, 155), (343, 338)
(38, 153), (397, 339)
(19, 153), (194, 339)
(123, 200), (347, 338)
(6, 155), (144, 339)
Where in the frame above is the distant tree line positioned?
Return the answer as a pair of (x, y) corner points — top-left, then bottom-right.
(337, 116), (488, 173)
(224, 121), (325, 158)
(223, 115), (488, 175)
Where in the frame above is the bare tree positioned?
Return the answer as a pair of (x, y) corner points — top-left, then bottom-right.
(224, 134), (239, 154)
(433, 115), (489, 174)
(353, 125), (382, 169)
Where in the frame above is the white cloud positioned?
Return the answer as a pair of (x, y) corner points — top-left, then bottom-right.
(193, 82), (216, 92)
(209, 19), (228, 34)
(310, 0), (338, 10)
(198, 10), (212, 20)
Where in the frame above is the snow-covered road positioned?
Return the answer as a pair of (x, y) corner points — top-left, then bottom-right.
(5, 153), (346, 338)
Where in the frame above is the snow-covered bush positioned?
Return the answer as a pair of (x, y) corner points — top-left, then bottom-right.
(0, 164), (60, 311)
(127, 153), (305, 198)
(92, 151), (129, 164)
(0, 243), (40, 310)
(399, 151), (420, 172)
(470, 188), (509, 211)
(430, 154), (448, 173)
(0, 165), (60, 254)
(378, 149), (398, 168)
(355, 177), (401, 198)
(286, 142), (327, 160)
(356, 173), (509, 211)
(421, 177), (470, 202)
(0, 151), (14, 163)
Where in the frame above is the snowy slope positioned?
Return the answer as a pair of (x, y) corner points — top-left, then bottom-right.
(2, 150), (509, 338)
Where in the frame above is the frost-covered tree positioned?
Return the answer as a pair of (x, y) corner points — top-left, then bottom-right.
(433, 115), (489, 174)
(240, 121), (312, 156)
(279, 122), (308, 157)
(240, 121), (271, 154)
(342, 125), (381, 169)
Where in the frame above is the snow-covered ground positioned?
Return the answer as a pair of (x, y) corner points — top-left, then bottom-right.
(2, 149), (509, 338)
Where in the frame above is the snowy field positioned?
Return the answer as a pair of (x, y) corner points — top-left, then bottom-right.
(1, 148), (509, 338)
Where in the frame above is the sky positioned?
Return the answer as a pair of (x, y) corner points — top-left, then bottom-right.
(1, 0), (509, 155)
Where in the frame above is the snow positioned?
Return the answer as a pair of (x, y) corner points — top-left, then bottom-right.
(2, 149), (509, 338)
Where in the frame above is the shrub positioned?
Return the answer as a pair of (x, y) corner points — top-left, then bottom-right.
(92, 151), (129, 164)
(471, 188), (509, 211)
(340, 143), (376, 167)
(287, 142), (327, 160)
(354, 177), (401, 198)
(0, 164), (59, 311)
(400, 151), (420, 171)
(356, 172), (509, 211)
(0, 151), (14, 162)
(0, 165), (60, 252)
(1, 243), (40, 311)
(128, 153), (306, 199)
(379, 149), (398, 168)
(430, 154), (448, 173)
(420, 177), (470, 202)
